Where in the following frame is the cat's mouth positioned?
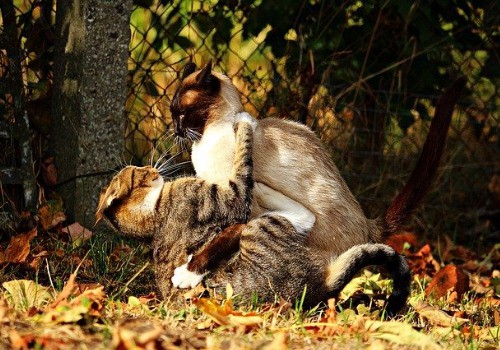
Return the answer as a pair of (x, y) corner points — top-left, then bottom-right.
(151, 176), (164, 187)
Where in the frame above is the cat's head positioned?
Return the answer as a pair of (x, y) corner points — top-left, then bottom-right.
(170, 62), (243, 139)
(95, 166), (164, 233)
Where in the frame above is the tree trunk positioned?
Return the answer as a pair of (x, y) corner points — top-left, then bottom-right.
(51, 0), (131, 226)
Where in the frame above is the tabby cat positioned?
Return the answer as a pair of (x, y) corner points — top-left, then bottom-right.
(96, 120), (410, 314)
(170, 62), (465, 262)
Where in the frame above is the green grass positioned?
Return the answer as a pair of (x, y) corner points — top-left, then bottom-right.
(1, 230), (498, 350)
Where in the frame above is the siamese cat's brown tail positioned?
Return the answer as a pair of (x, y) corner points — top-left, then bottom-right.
(379, 77), (466, 242)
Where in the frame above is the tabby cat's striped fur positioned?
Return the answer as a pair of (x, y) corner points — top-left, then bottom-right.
(96, 121), (410, 313)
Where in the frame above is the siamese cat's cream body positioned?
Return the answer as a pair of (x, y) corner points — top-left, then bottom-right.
(170, 63), (464, 261)
(173, 67), (375, 259)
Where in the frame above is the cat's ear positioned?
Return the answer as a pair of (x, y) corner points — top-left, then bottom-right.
(196, 61), (212, 83)
(95, 184), (116, 225)
(182, 62), (197, 80)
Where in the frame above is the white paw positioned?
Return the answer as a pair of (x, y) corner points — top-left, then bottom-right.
(234, 112), (257, 131)
(171, 263), (207, 289)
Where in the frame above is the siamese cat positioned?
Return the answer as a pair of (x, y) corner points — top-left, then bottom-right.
(169, 62), (464, 275)
(96, 120), (410, 314)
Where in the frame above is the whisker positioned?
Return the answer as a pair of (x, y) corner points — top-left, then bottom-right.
(155, 151), (184, 172)
(158, 160), (192, 177)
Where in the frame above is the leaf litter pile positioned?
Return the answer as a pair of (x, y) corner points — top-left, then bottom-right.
(1, 201), (499, 349)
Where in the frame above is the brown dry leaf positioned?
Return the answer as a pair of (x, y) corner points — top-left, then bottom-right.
(138, 292), (157, 304)
(407, 244), (441, 278)
(306, 298), (341, 336)
(475, 297), (500, 308)
(70, 286), (105, 315)
(193, 297), (263, 327)
(112, 317), (163, 349)
(460, 260), (492, 274)
(385, 232), (418, 254)
(183, 284), (207, 300)
(37, 285), (106, 323)
(413, 301), (469, 327)
(440, 235), (477, 263)
(425, 264), (470, 299)
(38, 204), (66, 231)
(28, 250), (48, 270)
(50, 273), (77, 309)
(1, 228), (37, 264)
(75, 283), (102, 296)
(61, 222), (93, 244)
(469, 274), (494, 295)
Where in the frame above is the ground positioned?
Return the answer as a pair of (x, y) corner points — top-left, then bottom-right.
(0, 213), (499, 349)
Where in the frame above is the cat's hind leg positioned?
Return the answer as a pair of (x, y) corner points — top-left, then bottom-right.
(171, 224), (245, 289)
(254, 182), (315, 234)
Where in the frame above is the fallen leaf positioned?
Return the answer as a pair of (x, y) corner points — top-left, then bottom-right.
(339, 270), (391, 301)
(1, 228), (37, 264)
(183, 284), (207, 300)
(111, 317), (164, 349)
(2, 279), (53, 311)
(425, 264), (469, 299)
(385, 232), (418, 254)
(37, 285), (106, 323)
(478, 326), (500, 343)
(193, 297), (263, 327)
(307, 298), (342, 336)
(407, 244), (441, 278)
(365, 320), (442, 349)
(474, 297), (500, 307)
(75, 283), (102, 296)
(138, 292), (157, 304)
(460, 260), (492, 274)
(28, 250), (48, 270)
(413, 301), (469, 327)
(61, 222), (93, 245)
(50, 273), (77, 309)
(38, 204), (66, 231)
(440, 235), (477, 263)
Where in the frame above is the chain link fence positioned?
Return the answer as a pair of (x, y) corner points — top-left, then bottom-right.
(1, 0), (498, 246)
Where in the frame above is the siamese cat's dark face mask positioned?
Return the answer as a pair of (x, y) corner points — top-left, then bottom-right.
(170, 62), (221, 139)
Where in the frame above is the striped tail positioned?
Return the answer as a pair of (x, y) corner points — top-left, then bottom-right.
(324, 243), (411, 316)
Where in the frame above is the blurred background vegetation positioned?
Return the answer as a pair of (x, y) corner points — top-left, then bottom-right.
(0, 0), (498, 250)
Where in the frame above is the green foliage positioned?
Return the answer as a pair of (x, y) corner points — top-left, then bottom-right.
(239, 0), (493, 119)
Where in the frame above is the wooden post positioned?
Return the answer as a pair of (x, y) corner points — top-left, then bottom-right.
(51, 0), (132, 226)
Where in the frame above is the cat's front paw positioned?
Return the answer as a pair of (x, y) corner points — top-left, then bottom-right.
(171, 263), (207, 289)
(234, 112), (257, 131)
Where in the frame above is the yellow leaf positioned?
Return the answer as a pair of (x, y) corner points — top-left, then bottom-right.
(365, 320), (442, 350)
(193, 297), (263, 327)
(226, 283), (234, 300)
(35, 304), (90, 324)
(414, 301), (469, 327)
(2, 279), (53, 311)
